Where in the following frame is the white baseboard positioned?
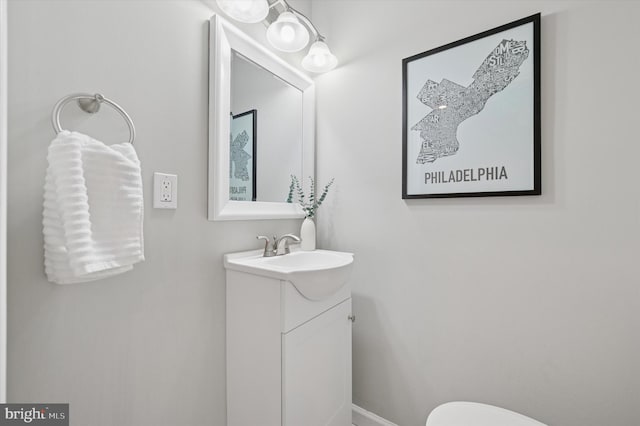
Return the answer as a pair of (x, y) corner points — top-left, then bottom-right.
(352, 404), (398, 426)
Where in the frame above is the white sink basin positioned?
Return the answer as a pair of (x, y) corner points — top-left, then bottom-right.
(224, 249), (354, 301)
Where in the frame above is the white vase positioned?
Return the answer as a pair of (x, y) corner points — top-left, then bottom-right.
(300, 217), (316, 251)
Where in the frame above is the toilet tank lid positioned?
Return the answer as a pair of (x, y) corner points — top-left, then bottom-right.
(426, 402), (547, 426)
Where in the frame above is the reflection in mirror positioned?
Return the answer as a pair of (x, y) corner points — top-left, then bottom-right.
(229, 109), (257, 201)
(230, 52), (303, 203)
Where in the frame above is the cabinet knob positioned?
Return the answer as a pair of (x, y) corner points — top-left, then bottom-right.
(348, 315), (356, 323)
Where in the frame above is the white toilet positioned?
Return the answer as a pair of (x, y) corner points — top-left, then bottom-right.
(426, 401), (547, 426)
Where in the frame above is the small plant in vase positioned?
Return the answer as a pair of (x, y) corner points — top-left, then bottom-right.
(287, 175), (334, 251)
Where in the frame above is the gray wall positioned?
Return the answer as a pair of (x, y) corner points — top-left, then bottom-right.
(313, 1), (640, 426)
(0, 0), (7, 404)
(7, 1), (309, 425)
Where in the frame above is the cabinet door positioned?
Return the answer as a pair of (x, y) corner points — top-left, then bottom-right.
(282, 298), (352, 426)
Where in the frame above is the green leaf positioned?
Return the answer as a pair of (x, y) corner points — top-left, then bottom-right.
(286, 175), (295, 203)
(287, 175), (334, 218)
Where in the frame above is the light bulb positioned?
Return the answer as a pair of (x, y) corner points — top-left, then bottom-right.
(216, 0), (269, 24)
(302, 40), (338, 73)
(280, 25), (296, 43)
(313, 54), (327, 67)
(266, 12), (309, 52)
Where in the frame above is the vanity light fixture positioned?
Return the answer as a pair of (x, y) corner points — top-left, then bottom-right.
(216, 0), (269, 24)
(217, 0), (338, 73)
(266, 11), (309, 52)
(301, 38), (338, 73)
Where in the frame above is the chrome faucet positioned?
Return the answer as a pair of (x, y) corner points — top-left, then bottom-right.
(257, 234), (301, 257)
(275, 234), (301, 255)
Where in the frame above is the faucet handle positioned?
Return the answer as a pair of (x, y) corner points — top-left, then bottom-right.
(275, 234), (301, 255)
(257, 235), (276, 257)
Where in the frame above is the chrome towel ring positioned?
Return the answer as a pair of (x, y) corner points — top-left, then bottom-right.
(51, 93), (136, 144)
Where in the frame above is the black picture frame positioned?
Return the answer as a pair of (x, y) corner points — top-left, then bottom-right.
(402, 13), (541, 199)
(230, 109), (257, 202)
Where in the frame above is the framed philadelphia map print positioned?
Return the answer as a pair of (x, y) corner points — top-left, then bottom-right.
(402, 14), (541, 199)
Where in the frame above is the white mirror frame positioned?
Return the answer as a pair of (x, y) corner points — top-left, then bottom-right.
(208, 15), (315, 221)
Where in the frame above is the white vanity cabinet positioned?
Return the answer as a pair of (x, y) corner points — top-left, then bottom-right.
(224, 249), (354, 426)
(283, 297), (352, 426)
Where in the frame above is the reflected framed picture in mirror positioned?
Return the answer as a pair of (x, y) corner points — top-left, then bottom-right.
(230, 109), (257, 202)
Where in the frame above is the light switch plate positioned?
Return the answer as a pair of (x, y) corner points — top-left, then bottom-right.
(153, 172), (178, 209)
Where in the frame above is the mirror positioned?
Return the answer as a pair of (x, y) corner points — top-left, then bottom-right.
(208, 15), (315, 221)
(230, 52), (303, 202)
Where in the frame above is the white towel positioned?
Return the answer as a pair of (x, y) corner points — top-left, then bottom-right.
(43, 130), (144, 284)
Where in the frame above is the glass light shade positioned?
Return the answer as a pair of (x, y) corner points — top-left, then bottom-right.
(266, 12), (310, 53)
(216, 0), (269, 24)
(302, 40), (338, 73)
